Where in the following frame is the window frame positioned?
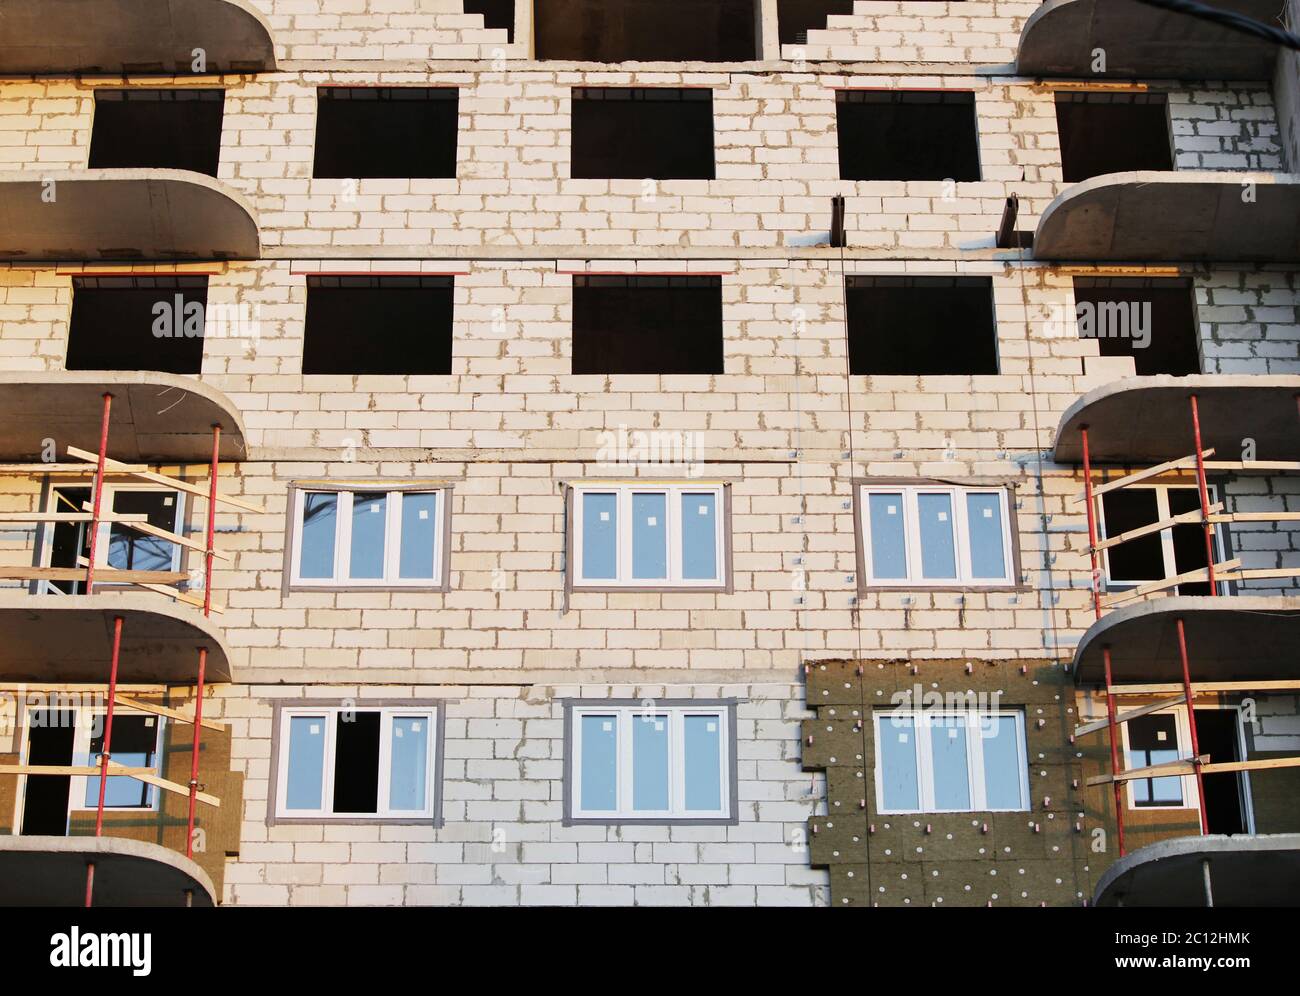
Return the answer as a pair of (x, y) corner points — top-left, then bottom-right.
(853, 479), (1020, 591)
(566, 482), (732, 592)
(283, 482), (453, 592)
(268, 701), (445, 826)
(563, 699), (739, 826)
(872, 708), (1031, 815)
(1098, 482), (1228, 593)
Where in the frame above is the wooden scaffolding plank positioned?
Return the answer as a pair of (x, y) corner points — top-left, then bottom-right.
(0, 764), (155, 778)
(65, 446), (264, 514)
(0, 463), (150, 476)
(1211, 511), (1300, 524)
(1203, 461), (1300, 473)
(78, 502), (232, 562)
(1201, 757), (1300, 775)
(114, 694), (225, 733)
(0, 566), (189, 584)
(0, 512), (149, 524)
(1074, 695), (1186, 739)
(1112, 680), (1300, 695)
(1086, 755), (1208, 787)
(1092, 503), (1223, 553)
(1100, 558), (1241, 608)
(1072, 450), (1213, 504)
(130, 769), (220, 808)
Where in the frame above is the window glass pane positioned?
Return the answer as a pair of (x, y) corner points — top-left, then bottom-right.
(878, 714), (920, 811)
(349, 492), (387, 579)
(299, 492), (338, 579)
(681, 493), (718, 580)
(632, 713), (670, 810)
(979, 715), (1023, 809)
(1130, 714), (1183, 806)
(868, 492), (907, 579)
(631, 492), (668, 580)
(684, 714), (723, 811)
(580, 714), (618, 811)
(285, 715), (327, 811)
(917, 492), (957, 579)
(398, 492), (438, 579)
(966, 492), (1007, 579)
(581, 493), (617, 580)
(108, 492), (178, 572)
(930, 715), (971, 810)
(388, 716), (430, 811)
(86, 715), (156, 808)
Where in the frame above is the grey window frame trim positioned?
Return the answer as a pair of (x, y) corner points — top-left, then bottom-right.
(265, 697), (447, 828)
(281, 480), (454, 594)
(561, 697), (740, 827)
(563, 481), (735, 594)
(851, 476), (1029, 594)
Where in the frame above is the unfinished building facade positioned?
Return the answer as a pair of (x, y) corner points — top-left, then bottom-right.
(0, 0), (1298, 907)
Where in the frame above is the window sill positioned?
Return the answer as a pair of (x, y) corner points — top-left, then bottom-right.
(569, 583), (730, 594)
(286, 583), (450, 594)
(858, 582), (1030, 594)
(563, 814), (739, 827)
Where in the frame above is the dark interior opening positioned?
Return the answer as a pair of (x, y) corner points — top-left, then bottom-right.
(21, 711), (75, 835)
(88, 89), (225, 176)
(1055, 92), (1173, 183)
(303, 276), (455, 375)
(572, 275), (724, 375)
(313, 88), (459, 179)
(1196, 709), (1248, 835)
(836, 90), (981, 182)
(464, 0), (515, 42)
(534, 0), (756, 62)
(571, 88), (715, 179)
(845, 276), (998, 375)
(332, 711), (381, 814)
(777, 0), (855, 45)
(1102, 487), (1212, 594)
(66, 276), (207, 374)
(1073, 278), (1201, 376)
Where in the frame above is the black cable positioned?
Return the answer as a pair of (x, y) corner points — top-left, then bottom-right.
(1130, 0), (1300, 51)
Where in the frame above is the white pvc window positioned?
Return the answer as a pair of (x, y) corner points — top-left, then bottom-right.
(859, 484), (1015, 587)
(275, 706), (438, 820)
(572, 483), (726, 588)
(291, 488), (445, 587)
(1099, 484), (1225, 593)
(570, 705), (730, 820)
(873, 710), (1029, 814)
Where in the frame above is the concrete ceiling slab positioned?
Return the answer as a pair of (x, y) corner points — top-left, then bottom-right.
(1034, 171), (1300, 262)
(0, 169), (261, 262)
(1016, 0), (1280, 80)
(0, 0), (276, 74)
(1054, 375), (1300, 464)
(0, 836), (215, 907)
(0, 371), (247, 462)
(1094, 833), (1300, 906)
(0, 593), (233, 684)
(1073, 596), (1300, 685)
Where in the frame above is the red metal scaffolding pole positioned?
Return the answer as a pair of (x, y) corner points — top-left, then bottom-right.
(1080, 426), (1126, 856)
(84, 613), (124, 907)
(186, 424), (220, 858)
(1176, 618), (1210, 834)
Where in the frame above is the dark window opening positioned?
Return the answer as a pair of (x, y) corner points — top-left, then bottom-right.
(535, 0), (755, 62)
(1055, 92), (1173, 183)
(21, 711), (75, 836)
(303, 276), (454, 375)
(572, 275), (724, 375)
(88, 89), (225, 177)
(1073, 278), (1201, 376)
(464, 0), (515, 42)
(332, 711), (381, 814)
(1196, 709), (1248, 835)
(66, 276), (207, 374)
(836, 91), (981, 182)
(777, 0), (855, 45)
(313, 88), (459, 179)
(845, 276), (998, 375)
(88, 715), (158, 809)
(1102, 487), (1213, 595)
(571, 88), (715, 180)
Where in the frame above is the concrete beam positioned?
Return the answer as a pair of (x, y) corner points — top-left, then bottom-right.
(0, 169), (261, 262)
(0, 0), (276, 75)
(0, 836), (215, 907)
(1034, 171), (1300, 262)
(1017, 0), (1279, 80)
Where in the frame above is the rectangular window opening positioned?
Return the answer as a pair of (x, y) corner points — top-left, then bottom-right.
(464, 0), (515, 42)
(66, 276), (208, 374)
(1100, 484), (1225, 595)
(1073, 277), (1201, 376)
(313, 87), (459, 179)
(777, 0), (855, 45)
(572, 275), (723, 375)
(88, 89), (225, 176)
(535, 0), (756, 62)
(302, 276), (454, 375)
(571, 88), (715, 180)
(571, 483), (728, 589)
(846, 276), (998, 376)
(836, 90), (981, 182)
(1055, 92), (1173, 183)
